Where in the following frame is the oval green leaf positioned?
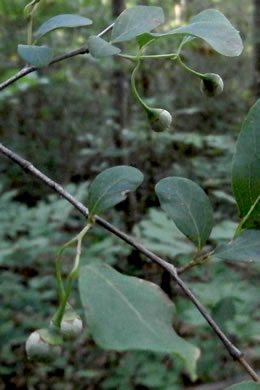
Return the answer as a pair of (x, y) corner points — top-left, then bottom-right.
(87, 166), (144, 217)
(88, 36), (121, 58)
(232, 99), (260, 229)
(79, 263), (200, 380)
(214, 229), (260, 262)
(148, 9), (243, 57)
(155, 177), (213, 249)
(179, 8), (235, 50)
(17, 44), (53, 67)
(35, 14), (92, 39)
(225, 382), (260, 390)
(111, 6), (165, 43)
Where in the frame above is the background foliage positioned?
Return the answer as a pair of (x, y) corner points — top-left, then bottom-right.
(0, 0), (259, 389)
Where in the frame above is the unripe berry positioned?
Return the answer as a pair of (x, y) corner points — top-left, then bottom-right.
(60, 308), (83, 340)
(25, 328), (63, 363)
(148, 108), (172, 132)
(200, 73), (224, 97)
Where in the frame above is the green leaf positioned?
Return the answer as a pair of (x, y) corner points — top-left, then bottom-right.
(232, 99), (260, 229)
(214, 229), (260, 262)
(155, 177), (213, 249)
(212, 297), (236, 328)
(87, 166), (144, 217)
(179, 8), (233, 50)
(88, 36), (121, 58)
(111, 6), (165, 43)
(17, 44), (53, 67)
(79, 263), (200, 379)
(225, 382), (260, 390)
(147, 9), (243, 57)
(136, 33), (155, 49)
(35, 14), (92, 39)
(190, 8), (233, 24)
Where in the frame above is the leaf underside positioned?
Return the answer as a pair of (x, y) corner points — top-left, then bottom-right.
(155, 177), (213, 249)
(88, 36), (121, 58)
(232, 99), (260, 229)
(111, 5), (165, 43)
(35, 14), (92, 39)
(17, 44), (54, 67)
(79, 263), (200, 380)
(148, 9), (243, 57)
(215, 229), (260, 262)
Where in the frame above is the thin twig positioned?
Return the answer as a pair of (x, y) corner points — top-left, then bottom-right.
(177, 250), (214, 274)
(0, 142), (259, 382)
(0, 23), (114, 91)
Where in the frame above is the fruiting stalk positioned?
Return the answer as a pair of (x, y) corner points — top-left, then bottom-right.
(177, 55), (205, 78)
(131, 59), (151, 113)
(53, 222), (92, 327)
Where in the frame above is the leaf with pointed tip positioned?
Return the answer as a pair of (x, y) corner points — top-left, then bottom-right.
(155, 177), (213, 249)
(87, 166), (144, 218)
(232, 99), (260, 229)
(17, 44), (53, 67)
(35, 14), (92, 39)
(79, 263), (200, 380)
(111, 6), (164, 43)
(88, 36), (121, 58)
(225, 382), (260, 390)
(214, 229), (260, 262)
(147, 9), (243, 57)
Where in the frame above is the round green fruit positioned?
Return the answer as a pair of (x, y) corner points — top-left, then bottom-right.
(200, 73), (224, 97)
(148, 108), (172, 132)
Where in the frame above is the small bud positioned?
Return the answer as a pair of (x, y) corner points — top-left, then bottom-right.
(147, 108), (172, 132)
(200, 73), (224, 97)
(60, 307), (83, 340)
(25, 328), (63, 363)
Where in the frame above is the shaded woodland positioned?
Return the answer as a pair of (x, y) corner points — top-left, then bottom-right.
(0, 1), (259, 389)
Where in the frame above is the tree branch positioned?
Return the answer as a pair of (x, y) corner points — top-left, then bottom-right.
(0, 142), (259, 382)
(0, 23), (114, 91)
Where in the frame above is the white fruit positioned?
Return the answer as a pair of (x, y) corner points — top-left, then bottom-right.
(61, 317), (83, 340)
(25, 329), (62, 362)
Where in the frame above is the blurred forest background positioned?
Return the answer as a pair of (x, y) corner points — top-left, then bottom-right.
(0, 0), (260, 389)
